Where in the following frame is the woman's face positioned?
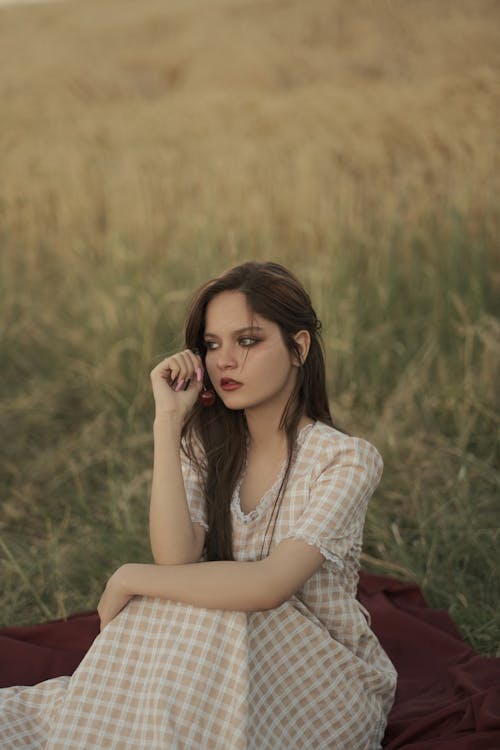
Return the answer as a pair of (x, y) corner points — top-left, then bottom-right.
(203, 290), (300, 414)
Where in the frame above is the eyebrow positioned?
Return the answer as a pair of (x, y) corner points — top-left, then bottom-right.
(203, 325), (264, 339)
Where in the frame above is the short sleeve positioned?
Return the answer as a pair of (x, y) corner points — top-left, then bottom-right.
(281, 437), (383, 572)
(180, 442), (208, 532)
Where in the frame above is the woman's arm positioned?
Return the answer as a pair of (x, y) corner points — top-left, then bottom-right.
(148, 350), (206, 565)
(97, 539), (325, 629)
(149, 413), (204, 565)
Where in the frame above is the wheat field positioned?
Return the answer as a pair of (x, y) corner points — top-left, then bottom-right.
(0, 0), (499, 655)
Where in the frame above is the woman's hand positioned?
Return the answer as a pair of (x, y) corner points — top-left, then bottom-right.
(150, 348), (204, 420)
(97, 565), (134, 632)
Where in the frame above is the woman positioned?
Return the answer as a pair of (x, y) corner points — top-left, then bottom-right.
(0, 261), (397, 749)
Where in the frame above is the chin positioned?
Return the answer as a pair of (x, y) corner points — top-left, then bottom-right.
(219, 396), (247, 410)
(218, 391), (253, 409)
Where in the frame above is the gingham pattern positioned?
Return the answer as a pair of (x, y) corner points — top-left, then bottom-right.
(0, 421), (397, 749)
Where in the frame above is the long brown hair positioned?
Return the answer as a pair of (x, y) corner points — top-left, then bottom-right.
(181, 261), (337, 561)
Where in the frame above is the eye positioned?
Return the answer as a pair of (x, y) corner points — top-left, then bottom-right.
(203, 337), (259, 351)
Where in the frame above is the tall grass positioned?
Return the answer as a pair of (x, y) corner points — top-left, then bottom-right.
(0, 0), (499, 655)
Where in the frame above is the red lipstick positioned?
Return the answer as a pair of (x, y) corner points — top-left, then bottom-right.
(220, 378), (242, 391)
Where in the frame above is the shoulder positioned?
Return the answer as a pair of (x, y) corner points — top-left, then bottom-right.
(306, 421), (384, 485)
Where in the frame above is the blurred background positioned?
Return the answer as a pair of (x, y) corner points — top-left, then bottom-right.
(0, 0), (498, 655)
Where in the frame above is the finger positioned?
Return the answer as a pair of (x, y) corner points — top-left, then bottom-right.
(160, 365), (177, 385)
(169, 362), (187, 392)
(152, 356), (173, 378)
(171, 351), (199, 388)
(158, 355), (182, 384)
(185, 349), (204, 382)
(176, 350), (195, 377)
(154, 350), (202, 387)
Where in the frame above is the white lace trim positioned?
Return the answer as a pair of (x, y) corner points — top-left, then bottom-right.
(191, 518), (209, 532)
(232, 422), (316, 523)
(232, 457), (288, 523)
(282, 533), (345, 572)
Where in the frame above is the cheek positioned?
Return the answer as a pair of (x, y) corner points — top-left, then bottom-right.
(204, 352), (216, 375)
(257, 344), (290, 371)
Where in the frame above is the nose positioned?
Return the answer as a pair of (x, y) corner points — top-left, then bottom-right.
(215, 345), (238, 371)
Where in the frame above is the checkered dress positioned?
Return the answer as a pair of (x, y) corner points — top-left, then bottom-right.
(0, 421), (397, 749)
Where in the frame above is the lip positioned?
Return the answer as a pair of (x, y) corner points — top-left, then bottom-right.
(220, 378), (243, 391)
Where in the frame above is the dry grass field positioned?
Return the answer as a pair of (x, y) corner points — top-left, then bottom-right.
(0, 0), (499, 654)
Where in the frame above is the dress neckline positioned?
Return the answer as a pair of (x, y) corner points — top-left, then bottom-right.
(232, 421), (316, 524)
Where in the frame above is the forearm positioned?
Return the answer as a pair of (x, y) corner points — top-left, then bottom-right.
(149, 414), (199, 565)
(119, 559), (277, 612)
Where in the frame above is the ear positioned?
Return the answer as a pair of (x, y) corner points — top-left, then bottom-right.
(292, 330), (311, 367)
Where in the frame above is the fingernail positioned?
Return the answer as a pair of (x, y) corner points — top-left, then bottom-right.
(196, 368), (202, 382)
(174, 378), (185, 392)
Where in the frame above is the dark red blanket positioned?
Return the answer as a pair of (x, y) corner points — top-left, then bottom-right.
(1, 572), (499, 749)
